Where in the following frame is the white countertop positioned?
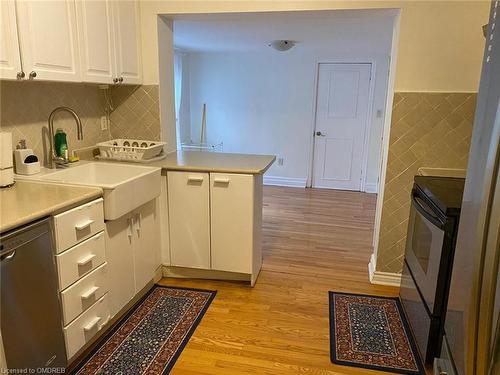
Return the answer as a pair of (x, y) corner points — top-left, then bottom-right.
(0, 180), (102, 233)
(148, 151), (276, 174)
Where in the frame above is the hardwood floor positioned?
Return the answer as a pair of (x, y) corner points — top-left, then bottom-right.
(159, 186), (399, 374)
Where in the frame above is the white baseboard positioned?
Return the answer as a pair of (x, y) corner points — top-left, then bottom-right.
(368, 253), (401, 287)
(364, 182), (378, 193)
(264, 176), (307, 188)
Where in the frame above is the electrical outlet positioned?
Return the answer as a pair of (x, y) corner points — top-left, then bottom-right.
(100, 116), (108, 130)
(277, 157), (284, 166)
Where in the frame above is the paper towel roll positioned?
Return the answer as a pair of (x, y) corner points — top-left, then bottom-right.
(0, 132), (13, 170)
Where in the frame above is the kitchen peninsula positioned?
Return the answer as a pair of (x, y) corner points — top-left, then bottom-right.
(152, 151), (275, 286)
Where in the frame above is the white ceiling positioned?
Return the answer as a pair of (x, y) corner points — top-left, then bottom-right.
(171, 9), (398, 53)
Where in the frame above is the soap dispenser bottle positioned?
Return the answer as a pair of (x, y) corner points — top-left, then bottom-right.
(54, 128), (68, 160)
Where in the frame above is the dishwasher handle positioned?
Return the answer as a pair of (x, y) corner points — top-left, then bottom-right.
(0, 250), (16, 262)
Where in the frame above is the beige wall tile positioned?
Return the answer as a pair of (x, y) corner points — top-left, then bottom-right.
(0, 81), (108, 165)
(376, 92), (476, 274)
(109, 84), (161, 141)
(0, 81), (162, 166)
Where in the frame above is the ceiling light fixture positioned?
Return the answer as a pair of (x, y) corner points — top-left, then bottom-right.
(268, 40), (296, 52)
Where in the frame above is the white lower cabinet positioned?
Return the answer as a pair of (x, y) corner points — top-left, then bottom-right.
(105, 213), (135, 318)
(132, 199), (160, 292)
(63, 294), (110, 359)
(54, 197), (160, 362)
(105, 199), (160, 318)
(168, 172), (210, 269)
(167, 172), (263, 284)
(210, 173), (255, 274)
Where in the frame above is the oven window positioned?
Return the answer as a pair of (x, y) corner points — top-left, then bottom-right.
(411, 214), (432, 273)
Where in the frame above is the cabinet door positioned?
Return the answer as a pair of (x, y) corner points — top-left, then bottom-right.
(16, 0), (80, 82)
(133, 199), (160, 292)
(0, 0), (22, 80)
(75, 0), (115, 84)
(111, 0), (142, 84)
(168, 172), (210, 269)
(105, 214), (135, 318)
(210, 173), (255, 274)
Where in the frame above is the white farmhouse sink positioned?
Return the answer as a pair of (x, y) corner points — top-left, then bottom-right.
(36, 162), (161, 220)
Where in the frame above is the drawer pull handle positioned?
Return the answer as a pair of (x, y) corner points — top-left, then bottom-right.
(214, 178), (230, 184)
(135, 213), (142, 234)
(83, 316), (102, 332)
(127, 218), (133, 238)
(187, 176), (204, 182)
(77, 254), (96, 266)
(75, 219), (95, 231)
(81, 286), (99, 300)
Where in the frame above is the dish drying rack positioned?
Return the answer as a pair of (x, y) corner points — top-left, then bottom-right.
(97, 139), (166, 162)
(181, 142), (223, 152)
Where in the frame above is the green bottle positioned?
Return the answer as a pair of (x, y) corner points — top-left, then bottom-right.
(54, 128), (68, 157)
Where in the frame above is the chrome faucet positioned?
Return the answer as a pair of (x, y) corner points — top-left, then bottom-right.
(47, 106), (83, 168)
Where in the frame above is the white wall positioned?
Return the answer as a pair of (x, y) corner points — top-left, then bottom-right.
(178, 53), (192, 144)
(184, 16), (393, 185)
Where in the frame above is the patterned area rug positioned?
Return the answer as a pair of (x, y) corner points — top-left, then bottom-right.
(329, 292), (424, 375)
(75, 285), (216, 374)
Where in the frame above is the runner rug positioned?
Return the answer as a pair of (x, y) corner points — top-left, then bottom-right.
(75, 285), (216, 374)
(329, 292), (424, 374)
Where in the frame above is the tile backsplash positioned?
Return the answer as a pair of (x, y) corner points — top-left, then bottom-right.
(0, 81), (162, 166)
(376, 92), (476, 274)
(0, 80), (108, 165)
(109, 85), (161, 141)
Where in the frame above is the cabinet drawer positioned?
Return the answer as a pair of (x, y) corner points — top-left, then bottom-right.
(53, 198), (105, 253)
(60, 263), (109, 325)
(64, 294), (110, 359)
(56, 231), (106, 290)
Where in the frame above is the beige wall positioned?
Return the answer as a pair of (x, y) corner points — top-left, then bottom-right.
(139, 1), (489, 92)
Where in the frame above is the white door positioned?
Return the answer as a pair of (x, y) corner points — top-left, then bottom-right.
(168, 172), (211, 269)
(75, 0), (115, 84)
(0, 0), (22, 80)
(312, 63), (371, 190)
(133, 199), (160, 292)
(105, 214), (135, 318)
(210, 173), (254, 274)
(16, 0), (80, 82)
(111, 0), (142, 84)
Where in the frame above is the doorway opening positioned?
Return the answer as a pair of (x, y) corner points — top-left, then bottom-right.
(311, 62), (374, 191)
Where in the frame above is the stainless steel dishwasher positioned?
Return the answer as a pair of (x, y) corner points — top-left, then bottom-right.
(0, 218), (67, 369)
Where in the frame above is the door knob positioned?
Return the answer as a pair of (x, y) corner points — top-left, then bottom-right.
(113, 77), (119, 84)
(16, 71), (25, 80)
(118, 77), (123, 83)
(28, 71), (36, 79)
(316, 131), (326, 136)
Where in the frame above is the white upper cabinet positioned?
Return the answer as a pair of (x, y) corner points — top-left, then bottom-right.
(0, 0), (22, 80)
(111, 0), (142, 85)
(1, 0), (142, 84)
(75, 0), (115, 84)
(16, 0), (81, 82)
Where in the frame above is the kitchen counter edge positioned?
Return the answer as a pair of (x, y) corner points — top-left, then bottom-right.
(1, 181), (103, 234)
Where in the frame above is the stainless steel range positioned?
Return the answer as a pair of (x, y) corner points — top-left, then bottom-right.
(400, 175), (465, 365)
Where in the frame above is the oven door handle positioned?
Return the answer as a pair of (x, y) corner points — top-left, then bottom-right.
(412, 194), (446, 230)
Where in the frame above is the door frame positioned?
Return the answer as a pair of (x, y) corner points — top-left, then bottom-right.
(307, 60), (377, 192)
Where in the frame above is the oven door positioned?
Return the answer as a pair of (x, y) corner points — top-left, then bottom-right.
(405, 188), (446, 315)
